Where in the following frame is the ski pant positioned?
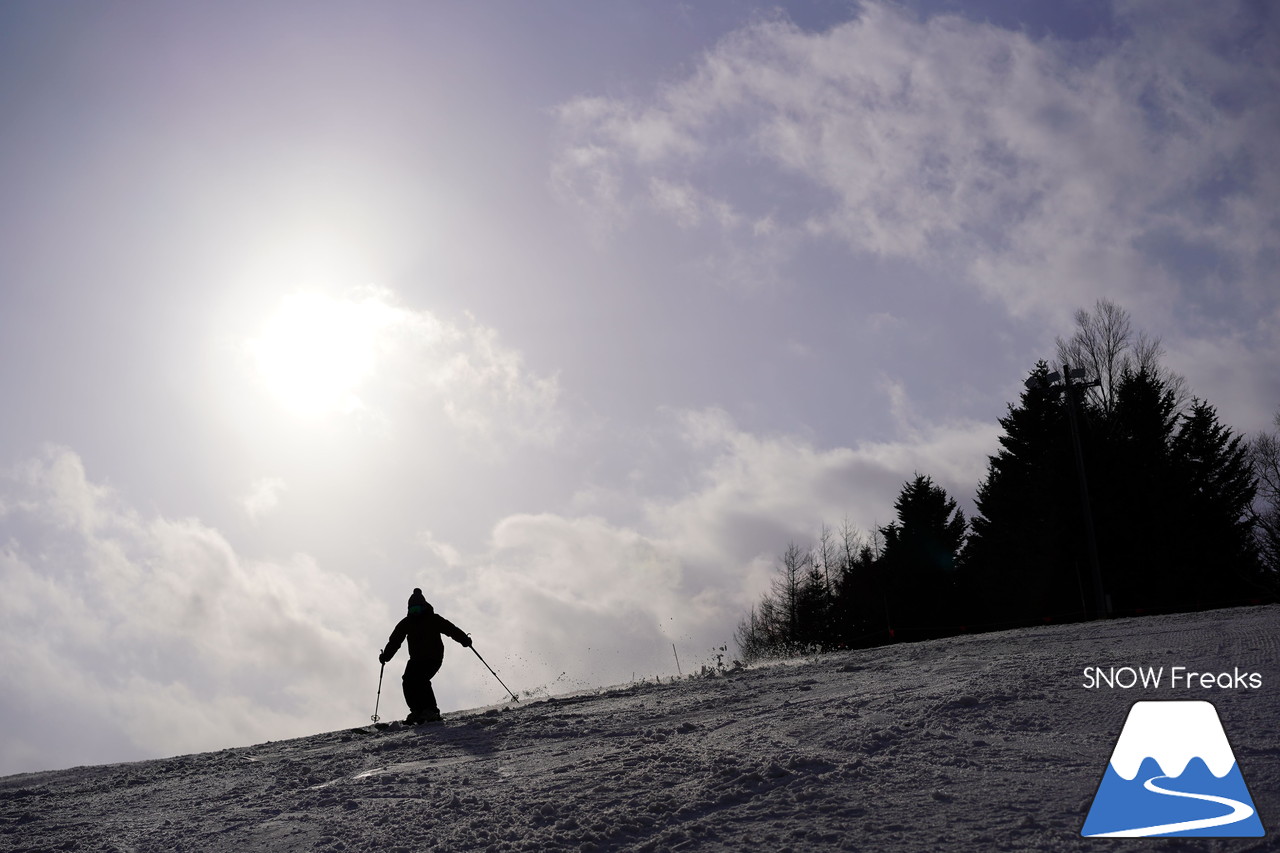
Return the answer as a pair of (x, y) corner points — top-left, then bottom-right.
(402, 657), (442, 716)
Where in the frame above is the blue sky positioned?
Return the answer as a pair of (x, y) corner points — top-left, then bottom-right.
(1, 0), (1277, 774)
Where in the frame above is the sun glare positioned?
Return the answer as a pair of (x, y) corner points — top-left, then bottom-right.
(249, 292), (384, 417)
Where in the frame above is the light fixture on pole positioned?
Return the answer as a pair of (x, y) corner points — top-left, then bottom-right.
(1026, 364), (1110, 619)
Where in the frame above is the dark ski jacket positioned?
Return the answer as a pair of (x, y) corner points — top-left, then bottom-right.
(383, 612), (469, 670)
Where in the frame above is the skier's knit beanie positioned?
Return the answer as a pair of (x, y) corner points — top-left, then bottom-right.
(407, 588), (432, 615)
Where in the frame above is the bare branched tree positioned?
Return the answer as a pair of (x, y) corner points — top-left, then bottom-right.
(1055, 299), (1188, 413)
(774, 541), (810, 641)
(816, 523), (836, 599)
(838, 516), (863, 573)
(1252, 409), (1280, 500)
(1250, 408), (1280, 576)
(1056, 299), (1132, 412)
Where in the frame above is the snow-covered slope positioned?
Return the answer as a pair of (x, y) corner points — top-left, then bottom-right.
(2, 606), (1276, 852)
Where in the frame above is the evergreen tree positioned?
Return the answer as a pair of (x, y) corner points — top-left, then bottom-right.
(968, 362), (1088, 626)
(796, 558), (833, 649)
(1168, 399), (1260, 606)
(1092, 367), (1181, 614)
(832, 523), (890, 647)
(1092, 374), (1261, 613)
(879, 474), (967, 639)
(971, 358), (1265, 623)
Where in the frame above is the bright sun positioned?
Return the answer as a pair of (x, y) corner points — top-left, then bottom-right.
(249, 292), (383, 417)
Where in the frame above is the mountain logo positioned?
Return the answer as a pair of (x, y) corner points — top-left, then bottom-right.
(1081, 700), (1265, 838)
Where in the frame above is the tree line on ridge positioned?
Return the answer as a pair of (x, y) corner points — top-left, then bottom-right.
(736, 301), (1279, 661)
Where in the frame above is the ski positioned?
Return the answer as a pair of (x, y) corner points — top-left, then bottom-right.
(349, 718), (446, 735)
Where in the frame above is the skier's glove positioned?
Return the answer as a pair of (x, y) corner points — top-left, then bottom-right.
(378, 650), (390, 664)
(461, 636), (473, 648)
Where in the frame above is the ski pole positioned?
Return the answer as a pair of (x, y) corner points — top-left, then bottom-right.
(471, 646), (519, 703)
(371, 660), (385, 723)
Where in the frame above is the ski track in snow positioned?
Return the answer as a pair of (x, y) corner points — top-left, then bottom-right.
(1, 605), (1277, 852)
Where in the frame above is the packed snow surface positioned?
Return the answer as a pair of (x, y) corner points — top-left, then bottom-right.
(2, 606), (1276, 852)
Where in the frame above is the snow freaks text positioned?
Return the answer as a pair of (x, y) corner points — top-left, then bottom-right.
(1082, 667), (1263, 690)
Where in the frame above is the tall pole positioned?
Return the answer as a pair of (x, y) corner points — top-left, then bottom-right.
(471, 646), (520, 703)
(371, 661), (385, 724)
(1061, 363), (1109, 619)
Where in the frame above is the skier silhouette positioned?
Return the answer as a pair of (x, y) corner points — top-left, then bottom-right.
(379, 588), (472, 724)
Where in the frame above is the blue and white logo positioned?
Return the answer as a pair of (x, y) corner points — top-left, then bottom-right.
(1082, 701), (1264, 838)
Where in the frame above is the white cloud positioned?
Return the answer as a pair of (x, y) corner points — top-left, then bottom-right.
(0, 447), (390, 773)
(648, 177), (706, 229)
(423, 314), (566, 449)
(418, 529), (463, 568)
(418, 400), (998, 699)
(1164, 306), (1280, 434)
(552, 1), (1280, 323)
(241, 476), (286, 521)
(647, 177), (743, 231)
(655, 404), (996, 550)
(548, 142), (629, 239)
